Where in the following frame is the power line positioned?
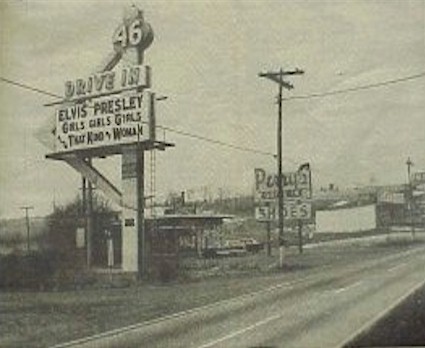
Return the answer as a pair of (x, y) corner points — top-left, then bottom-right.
(0, 77), (62, 98)
(0, 76), (275, 158)
(4, 71), (424, 103)
(283, 71), (425, 101)
(156, 124), (275, 157)
(3, 71), (423, 158)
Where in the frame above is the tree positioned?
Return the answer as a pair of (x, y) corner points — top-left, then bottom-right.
(39, 194), (117, 286)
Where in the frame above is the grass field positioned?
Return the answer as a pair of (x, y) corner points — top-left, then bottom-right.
(1, 233), (424, 348)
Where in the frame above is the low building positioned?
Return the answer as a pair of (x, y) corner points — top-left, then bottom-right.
(316, 204), (377, 234)
(145, 214), (231, 280)
(84, 213), (231, 281)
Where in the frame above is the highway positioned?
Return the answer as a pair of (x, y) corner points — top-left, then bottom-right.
(54, 243), (425, 348)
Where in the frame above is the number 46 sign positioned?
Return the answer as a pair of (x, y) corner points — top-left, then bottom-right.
(112, 11), (154, 54)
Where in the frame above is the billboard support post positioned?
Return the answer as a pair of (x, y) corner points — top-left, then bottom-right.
(297, 220), (303, 254)
(86, 158), (94, 268)
(266, 201), (272, 256)
(137, 147), (145, 276)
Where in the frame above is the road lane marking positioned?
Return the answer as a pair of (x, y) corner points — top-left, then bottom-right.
(51, 276), (318, 348)
(196, 314), (281, 348)
(334, 278), (425, 348)
(51, 245), (425, 348)
(388, 262), (406, 272)
(334, 281), (363, 294)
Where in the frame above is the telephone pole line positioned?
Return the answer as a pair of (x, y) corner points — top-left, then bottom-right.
(259, 67), (304, 268)
(20, 205), (34, 252)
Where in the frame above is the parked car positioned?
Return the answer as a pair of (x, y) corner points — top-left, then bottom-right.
(202, 238), (264, 258)
(202, 246), (247, 258)
(240, 238), (264, 253)
(202, 248), (218, 259)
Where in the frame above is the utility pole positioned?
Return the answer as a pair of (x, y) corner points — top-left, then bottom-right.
(20, 206), (34, 252)
(406, 157), (415, 238)
(259, 68), (304, 268)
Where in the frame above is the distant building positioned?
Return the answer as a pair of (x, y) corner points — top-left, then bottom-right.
(316, 204), (377, 234)
(314, 182), (425, 229)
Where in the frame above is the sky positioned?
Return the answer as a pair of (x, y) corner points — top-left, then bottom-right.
(0, 0), (424, 219)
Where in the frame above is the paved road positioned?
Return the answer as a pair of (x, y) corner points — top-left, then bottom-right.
(54, 244), (425, 348)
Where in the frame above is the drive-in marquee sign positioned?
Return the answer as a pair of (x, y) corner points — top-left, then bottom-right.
(44, 7), (173, 274)
(48, 9), (154, 156)
(63, 65), (151, 102)
(55, 93), (148, 152)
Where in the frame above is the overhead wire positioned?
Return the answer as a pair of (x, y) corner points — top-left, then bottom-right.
(4, 72), (424, 103)
(0, 76), (276, 158)
(1, 71), (424, 162)
(282, 71), (425, 101)
(156, 124), (275, 157)
(0, 77), (62, 98)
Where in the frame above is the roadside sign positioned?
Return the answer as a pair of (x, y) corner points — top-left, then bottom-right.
(255, 186), (311, 201)
(54, 92), (149, 153)
(255, 201), (312, 221)
(254, 163), (312, 222)
(412, 171), (425, 185)
(63, 65), (150, 102)
(377, 191), (405, 204)
(254, 164), (311, 202)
